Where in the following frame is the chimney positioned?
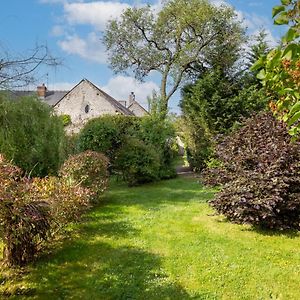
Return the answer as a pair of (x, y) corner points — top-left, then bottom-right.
(37, 83), (47, 98)
(129, 92), (135, 105)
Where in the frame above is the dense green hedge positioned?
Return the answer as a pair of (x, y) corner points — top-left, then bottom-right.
(0, 95), (66, 177)
(78, 115), (138, 161)
(78, 115), (177, 185)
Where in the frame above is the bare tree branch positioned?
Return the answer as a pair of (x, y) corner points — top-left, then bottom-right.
(0, 45), (61, 89)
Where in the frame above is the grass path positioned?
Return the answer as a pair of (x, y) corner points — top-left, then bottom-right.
(1, 177), (300, 299)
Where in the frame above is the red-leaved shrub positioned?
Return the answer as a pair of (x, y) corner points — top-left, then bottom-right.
(0, 152), (102, 267)
(208, 113), (300, 230)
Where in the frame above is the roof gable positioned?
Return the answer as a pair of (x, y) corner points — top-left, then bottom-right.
(54, 78), (134, 116)
(128, 100), (149, 115)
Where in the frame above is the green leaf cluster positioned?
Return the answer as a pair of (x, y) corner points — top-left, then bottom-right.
(252, 0), (300, 137)
(0, 95), (66, 177)
(78, 115), (177, 185)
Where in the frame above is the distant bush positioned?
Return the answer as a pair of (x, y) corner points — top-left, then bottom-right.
(132, 116), (177, 179)
(59, 150), (109, 201)
(77, 115), (138, 163)
(0, 96), (66, 177)
(78, 115), (177, 184)
(115, 137), (160, 186)
(60, 114), (71, 126)
(209, 113), (300, 230)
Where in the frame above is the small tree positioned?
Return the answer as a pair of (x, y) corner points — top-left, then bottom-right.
(104, 0), (244, 117)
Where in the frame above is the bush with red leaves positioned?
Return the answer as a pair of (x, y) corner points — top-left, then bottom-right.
(209, 113), (300, 230)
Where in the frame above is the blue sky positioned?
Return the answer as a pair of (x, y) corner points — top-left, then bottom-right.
(0, 0), (284, 113)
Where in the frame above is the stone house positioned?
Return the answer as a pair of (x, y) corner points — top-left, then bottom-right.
(17, 78), (148, 134)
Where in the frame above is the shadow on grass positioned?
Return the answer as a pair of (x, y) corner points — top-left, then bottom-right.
(9, 210), (216, 300)
(242, 226), (300, 239)
(105, 177), (216, 209)
(27, 242), (215, 299)
(215, 217), (300, 239)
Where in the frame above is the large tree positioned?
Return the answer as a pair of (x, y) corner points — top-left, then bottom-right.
(104, 0), (244, 117)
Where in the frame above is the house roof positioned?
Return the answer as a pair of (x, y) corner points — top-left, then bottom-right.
(128, 100), (149, 115)
(54, 78), (134, 116)
(6, 79), (146, 117)
(9, 90), (67, 106)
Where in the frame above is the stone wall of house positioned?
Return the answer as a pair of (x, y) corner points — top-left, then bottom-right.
(128, 102), (148, 117)
(54, 80), (119, 134)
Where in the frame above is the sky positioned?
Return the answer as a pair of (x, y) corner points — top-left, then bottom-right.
(0, 0), (285, 113)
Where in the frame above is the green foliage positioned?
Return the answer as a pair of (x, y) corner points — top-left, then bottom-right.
(60, 114), (71, 126)
(104, 0), (244, 117)
(180, 69), (267, 170)
(115, 137), (161, 186)
(78, 115), (177, 184)
(59, 151), (109, 200)
(251, 0), (300, 136)
(0, 96), (66, 177)
(78, 115), (138, 162)
(209, 113), (300, 230)
(131, 115), (177, 179)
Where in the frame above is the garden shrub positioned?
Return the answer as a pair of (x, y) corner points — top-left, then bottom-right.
(30, 176), (91, 225)
(0, 155), (51, 266)
(78, 115), (177, 181)
(115, 137), (160, 186)
(0, 96), (66, 177)
(77, 115), (138, 163)
(0, 154), (93, 267)
(59, 150), (109, 200)
(209, 113), (300, 230)
(131, 116), (177, 179)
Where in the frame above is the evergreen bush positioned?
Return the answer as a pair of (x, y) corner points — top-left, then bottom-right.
(77, 115), (138, 163)
(0, 96), (66, 177)
(115, 137), (160, 186)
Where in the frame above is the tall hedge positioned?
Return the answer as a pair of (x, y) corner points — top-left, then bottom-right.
(0, 96), (66, 177)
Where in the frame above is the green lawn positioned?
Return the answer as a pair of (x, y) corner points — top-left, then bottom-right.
(1, 177), (300, 299)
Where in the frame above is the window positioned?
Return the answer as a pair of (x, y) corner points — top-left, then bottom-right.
(85, 104), (90, 113)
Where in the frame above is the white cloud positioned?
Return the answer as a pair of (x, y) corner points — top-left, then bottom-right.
(58, 32), (106, 63)
(102, 75), (159, 106)
(50, 25), (65, 37)
(64, 1), (130, 31)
